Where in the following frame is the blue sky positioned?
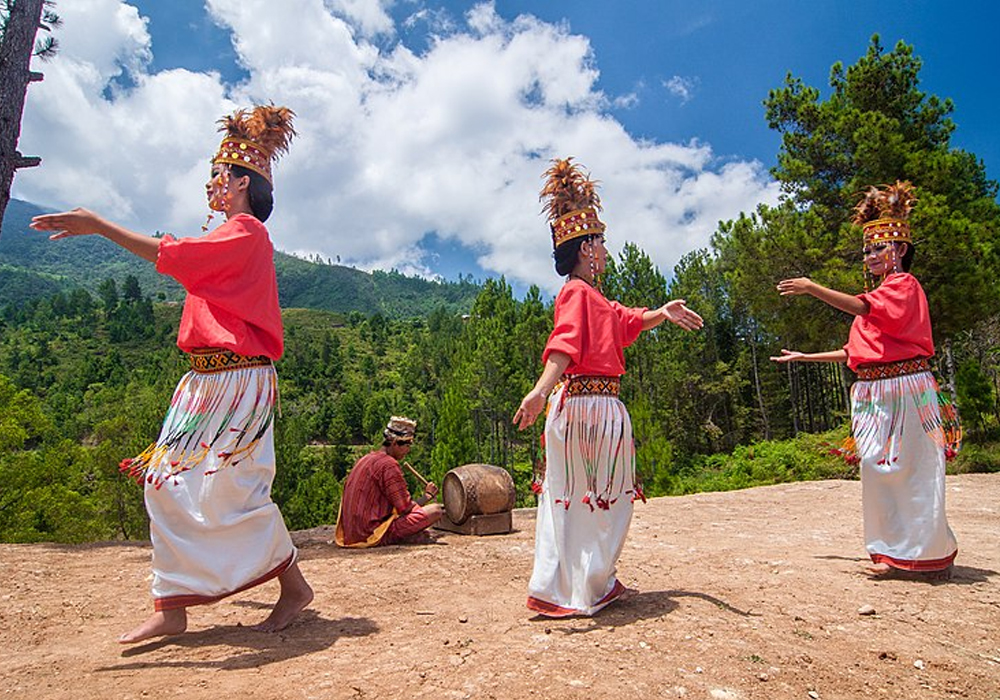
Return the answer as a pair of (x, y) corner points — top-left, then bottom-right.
(15, 1), (999, 294)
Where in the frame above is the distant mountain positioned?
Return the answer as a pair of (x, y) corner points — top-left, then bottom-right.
(0, 199), (479, 316)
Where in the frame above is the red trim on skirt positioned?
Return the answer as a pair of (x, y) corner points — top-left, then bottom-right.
(153, 551), (295, 611)
(526, 579), (626, 618)
(870, 549), (957, 572)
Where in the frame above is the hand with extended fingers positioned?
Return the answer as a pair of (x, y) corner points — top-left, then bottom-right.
(513, 388), (547, 430)
(658, 299), (704, 331)
(770, 349), (807, 363)
(30, 208), (108, 240)
(776, 277), (814, 297)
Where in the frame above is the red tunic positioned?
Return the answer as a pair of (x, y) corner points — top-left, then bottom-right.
(543, 279), (646, 376)
(339, 451), (417, 546)
(844, 272), (934, 371)
(156, 213), (284, 359)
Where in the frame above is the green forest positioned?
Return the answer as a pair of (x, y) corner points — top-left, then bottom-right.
(2, 38), (999, 544)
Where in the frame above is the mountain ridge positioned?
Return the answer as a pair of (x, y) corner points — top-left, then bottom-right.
(0, 198), (480, 317)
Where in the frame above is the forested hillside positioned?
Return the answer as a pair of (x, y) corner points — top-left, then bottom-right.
(0, 198), (480, 316)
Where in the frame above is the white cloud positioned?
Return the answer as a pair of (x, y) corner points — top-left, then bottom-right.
(664, 75), (697, 105)
(15, 0), (778, 295)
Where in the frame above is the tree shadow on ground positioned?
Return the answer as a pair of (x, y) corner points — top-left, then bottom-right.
(96, 613), (377, 671)
(531, 589), (758, 633)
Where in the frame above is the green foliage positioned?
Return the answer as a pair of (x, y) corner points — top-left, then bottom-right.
(667, 428), (856, 496)
(949, 441), (1000, 474)
(955, 359), (997, 433)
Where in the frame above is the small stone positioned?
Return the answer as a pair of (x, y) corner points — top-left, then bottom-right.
(808, 692), (820, 699)
(858, 604), (876, 616)
(639, 641), (649, 649)
(914, 659), (925, 670)
(695, 667), (703, 674)
(459, 615), (468, 623)
(544, 628), (552, 634)
(757, 672), (769, 682)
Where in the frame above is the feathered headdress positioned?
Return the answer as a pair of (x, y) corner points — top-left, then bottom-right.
(213, 104), (296, 184)
(540, 157), (606, 249)
(852, 180), (916, 247)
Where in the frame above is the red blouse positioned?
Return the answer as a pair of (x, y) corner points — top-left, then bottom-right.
(542, 279), (646, 376)
(843, 272), (934, 371)
(156, 213), (284, 359)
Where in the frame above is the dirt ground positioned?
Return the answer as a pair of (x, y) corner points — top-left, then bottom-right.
(2, 473), (999, 700)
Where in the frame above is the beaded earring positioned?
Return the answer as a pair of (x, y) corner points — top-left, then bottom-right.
(204, 167), (232, 230)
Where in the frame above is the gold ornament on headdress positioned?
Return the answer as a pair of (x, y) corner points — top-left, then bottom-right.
(852, 180), (916, 247)
(213, 104), (296, 184)
(540, 157), (606, 249)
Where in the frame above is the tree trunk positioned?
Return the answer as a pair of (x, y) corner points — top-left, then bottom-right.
(942, 336), (961, 416)
(0, 0), (46, 234)
(749, 334), (771, 440)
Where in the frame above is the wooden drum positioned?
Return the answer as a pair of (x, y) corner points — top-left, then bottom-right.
(442, 463), (516, 525)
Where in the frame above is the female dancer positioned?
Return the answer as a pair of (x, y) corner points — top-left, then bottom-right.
(514, 158), (703, 616)
(772, 181), (959, 578)
(31, 105), (314, 641)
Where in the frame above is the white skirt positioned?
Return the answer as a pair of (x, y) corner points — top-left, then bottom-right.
(527, 385), (636, 616)
(852, 371), (957, 571)
(123, 363), (295, 610)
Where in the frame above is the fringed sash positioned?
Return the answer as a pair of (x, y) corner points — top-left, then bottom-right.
(120, 351), (277, 489)
(848, 365), (962, 467)
(545, 379), (640, 511)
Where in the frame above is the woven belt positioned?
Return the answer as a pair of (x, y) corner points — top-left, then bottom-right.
(564, 375), (621, 397)
(855, 357), (931, 381)
(189, 349), (272, 374)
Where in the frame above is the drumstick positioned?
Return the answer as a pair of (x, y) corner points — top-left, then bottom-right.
(402, 461), (430, 486)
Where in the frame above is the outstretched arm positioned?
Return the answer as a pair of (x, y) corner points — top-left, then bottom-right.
(31, 208), (160, 263)
(770, 348), (848, 364)
(513, 352), (571, 430)
(643, 299), (704, 331)
(776, 277), (869, 317)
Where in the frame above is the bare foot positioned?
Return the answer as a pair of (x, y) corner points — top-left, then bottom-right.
(253, 564), (314, 633)
(866, 562), (894, 577)
(119, 609), (187, 644)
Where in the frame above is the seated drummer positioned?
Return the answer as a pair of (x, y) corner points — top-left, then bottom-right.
(335, 416), (443, 547)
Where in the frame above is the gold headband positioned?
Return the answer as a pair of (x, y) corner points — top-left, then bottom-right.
(550, 207), (606, 248)
(862, 217), (912, 247)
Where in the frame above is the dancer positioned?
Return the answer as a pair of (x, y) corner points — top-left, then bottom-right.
(514, 158), (703, 616)
(31, 104), (314, 641)
(772, 181), (959, 579)
(335, 416), (443, 547)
